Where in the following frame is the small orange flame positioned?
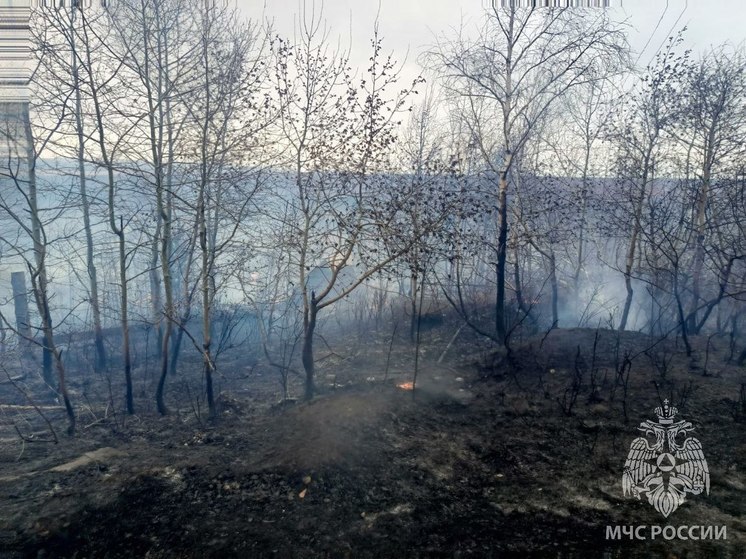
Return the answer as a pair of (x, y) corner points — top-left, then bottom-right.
(396, 381), (414, 390)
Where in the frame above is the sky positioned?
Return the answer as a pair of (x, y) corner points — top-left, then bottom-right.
(238, 0), (746, 86)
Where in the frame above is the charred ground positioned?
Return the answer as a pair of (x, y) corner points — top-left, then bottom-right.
(0, 326), (744, 558)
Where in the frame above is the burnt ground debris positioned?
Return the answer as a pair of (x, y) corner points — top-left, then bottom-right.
(0, 326), (744, 558)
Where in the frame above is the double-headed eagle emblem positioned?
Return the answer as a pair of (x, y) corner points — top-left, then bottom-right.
(622, 400), (709, 517)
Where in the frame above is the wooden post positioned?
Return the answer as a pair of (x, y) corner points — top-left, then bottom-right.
(11, 271), (31, 341)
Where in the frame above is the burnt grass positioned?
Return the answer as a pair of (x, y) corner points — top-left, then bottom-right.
(0, 326), (744, 558)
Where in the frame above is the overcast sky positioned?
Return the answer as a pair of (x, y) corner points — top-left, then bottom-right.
(238, 0), (745, 86)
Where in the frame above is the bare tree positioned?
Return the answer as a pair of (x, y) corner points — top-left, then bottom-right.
(677, 45), (746, 334)
(541, 78), (616, 297)
(106, 0), (203, 414)
(34, 7), (109, 373)
(72, 6), (138, 414)
(180, 4), (270, 417)
(395, 88), (450, 342)
(0, 105), (76, 434)
(272, 8), (432, 400)
(605, 35), (690, 331)
(427, 4), (627, 342)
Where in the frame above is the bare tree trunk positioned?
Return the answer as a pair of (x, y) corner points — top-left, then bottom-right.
(302, 296), (318, 401)
(409, 273), (418, 343)
(154, 182), (174, 415)
(118, 217), (133, 414)
(412, 268), (427, 397)
(495, 155), (511, 342)
(168, 261), (196, 377)
(549, 250), (559, 328)
(688, 160), (711, 334)
(106, 199), (134, 415)
(70, 11), (106, 372)
(145, 5), (175, 416)
(161, 18), (177, 363)
(23, 104), (75, 434)
(512, 250), (529, 315)
(149, 217), (163, 359)
(102, 132), (132, 415)
(77, 9), (132, 414)
(673, 270), (692, 357)
(508, 206), (532, 319)
(199, 184), (215, 416)
(198, 21), (216, 417)
(169, 210), (199, 376)
(619, 233), (638, 331)
(619, 159), (651, 331)
(573, 151), (591, 297)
